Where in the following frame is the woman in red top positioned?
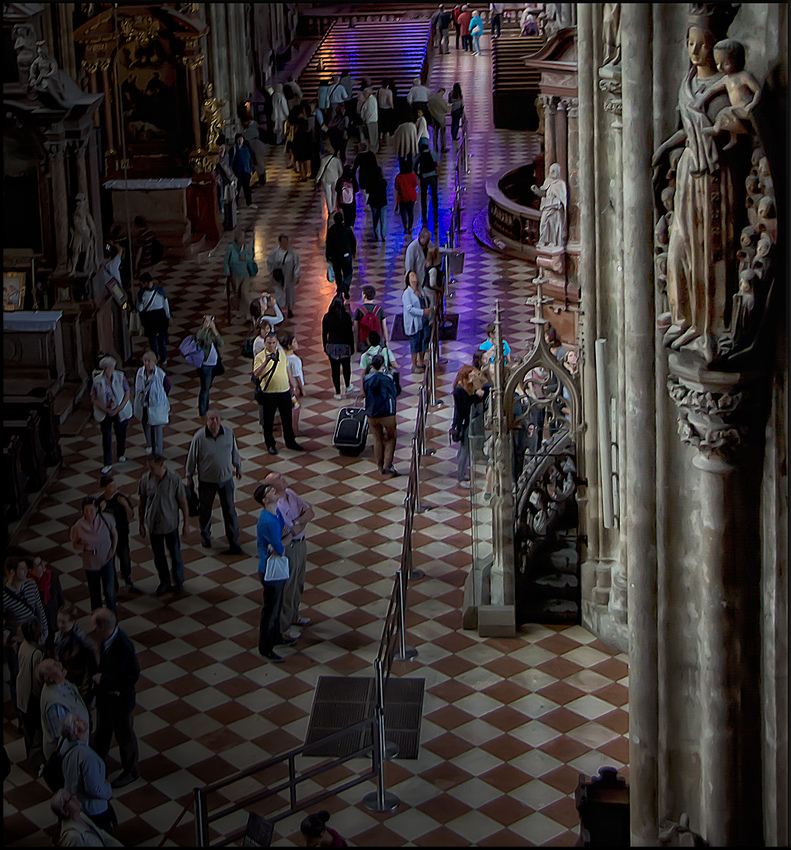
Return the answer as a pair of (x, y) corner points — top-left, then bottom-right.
(300, 811), (347, 847)
(394, 160), (419, 238)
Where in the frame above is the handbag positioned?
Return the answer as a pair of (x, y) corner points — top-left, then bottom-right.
(247, 260), (259, 276)
(263, 553), (290, 582)
(184, 480), (201, 517)
(326, 263), (335, 283)
(128, 310), (142, 335)
(450, 423), (463, 443)
(242, 337), (255, 359)
(213, 354), (226, 377)
(42, 736), (67, 792)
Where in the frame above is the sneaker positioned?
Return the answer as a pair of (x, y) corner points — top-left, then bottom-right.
(346, 383), (355, 393)
(285, 443), (304, 452)
(267, 446), (279, 455)
(155, 582), (170, 597)
(333, 393), (343, 400)
(101, 465), (112, 474)
(223, 546), (245, 556)
(288, 310), (293, 319)
(276, 638), (297, 647)
(249, 203), (259, 210)
(458, 479), (471, 489)
(294, 617), (311, 627)
(385, 466), (401, 478)
(118, 456), (127, 463)
(201, 539), (211, 548)
(144, 447), (152, 455)
(285, 627), (301, 640)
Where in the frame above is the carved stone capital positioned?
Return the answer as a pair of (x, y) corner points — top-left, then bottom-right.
(599, 77), (622, 97)
(180, 54), (204, 72)
(564, 97), (579, 118)
(44, 140), (67, 162)
(666, 355), (762, 470)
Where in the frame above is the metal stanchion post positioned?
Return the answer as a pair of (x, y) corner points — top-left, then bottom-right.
(396, 570), (418, 660)
(362, 659), (401, 813)
(193, 788), (207, 846)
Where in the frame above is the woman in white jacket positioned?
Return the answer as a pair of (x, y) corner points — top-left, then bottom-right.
(271, 83), (289, 145)
(91, 355), (133, 475)
(133, 351), (171, 456)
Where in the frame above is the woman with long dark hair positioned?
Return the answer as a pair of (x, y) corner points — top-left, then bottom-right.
(322, 296), (355, 399)
(449, 82), (464, 141)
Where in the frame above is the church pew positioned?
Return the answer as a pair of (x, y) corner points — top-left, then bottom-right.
(2, 435), (29, 521)
(3, 396), (62, 466)
(3, 411), (47, 492)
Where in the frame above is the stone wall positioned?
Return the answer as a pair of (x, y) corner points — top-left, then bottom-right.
(577, 3), (787, 844)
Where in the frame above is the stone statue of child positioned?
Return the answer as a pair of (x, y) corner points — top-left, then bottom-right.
(531, 163), (568, 248)
(701, 39), (761, 150)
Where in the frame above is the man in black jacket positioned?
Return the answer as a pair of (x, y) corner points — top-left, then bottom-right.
(325, 212), (357, 298)
(91, 608), (140, 789)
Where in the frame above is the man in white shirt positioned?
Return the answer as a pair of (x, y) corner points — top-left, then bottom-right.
(406, 77), (430, 119)
(266, 234), (301, 319)
(327, 75), (348, 106)
(51, 789), (122, 847)
(360, 88), (379, 153)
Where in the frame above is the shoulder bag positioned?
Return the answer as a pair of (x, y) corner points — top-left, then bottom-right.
(42, 736), (67, 792)
(263, 553), (290, 582)
(254, 352), (280, 404)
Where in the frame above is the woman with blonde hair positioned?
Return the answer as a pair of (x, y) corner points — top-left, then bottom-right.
(90, 355), (132, 475)
(133, 350), (171, 456)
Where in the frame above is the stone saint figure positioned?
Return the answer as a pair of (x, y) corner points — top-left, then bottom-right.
(28, 41), (70, 106)
(69, 193), (100, 277)
(531, 163), (568, 248)
(13, 23), (37, 80)
(200, 83), (225, 151)
(652, 18), (746, 364)
(602, 4), (621, 67)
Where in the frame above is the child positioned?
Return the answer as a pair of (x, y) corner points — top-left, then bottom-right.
(282, 333), (304, 435)
(701, 39), (761, 150)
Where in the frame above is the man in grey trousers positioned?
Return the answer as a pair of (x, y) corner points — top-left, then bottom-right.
(185, 409), (243, 555)
(265, 473), (314, 640)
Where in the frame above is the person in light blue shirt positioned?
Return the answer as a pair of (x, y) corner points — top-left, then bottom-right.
(479, 322), (512, 363)
(469, 10), (484, 55)
(254, 483), (293, 663)
(402, 271), (432, 372)
(60, 713), (114, 834)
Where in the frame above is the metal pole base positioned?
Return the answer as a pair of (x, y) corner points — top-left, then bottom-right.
(396, 645), (418, 661)
(385, 740), (400, 759)
(410, 569), (426, 580)
(362, 790), (400, 813)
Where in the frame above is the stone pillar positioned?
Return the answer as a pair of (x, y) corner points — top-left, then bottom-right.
(543, 96), (557, 176)
(620, 5), (658, 845)
(182, 55), (204, 150)
(565, 97), (579, 242)
(45, 141), (70, 275)
(75, 139), (89, 203)
(99, 58), (115, 161)
(576, 4), (599, 561)
(555, 97), (568, 180)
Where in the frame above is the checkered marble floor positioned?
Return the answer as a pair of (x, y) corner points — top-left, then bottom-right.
(4, 36), (628, 847)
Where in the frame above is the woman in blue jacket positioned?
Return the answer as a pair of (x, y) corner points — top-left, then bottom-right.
(363, 354), (401, 477)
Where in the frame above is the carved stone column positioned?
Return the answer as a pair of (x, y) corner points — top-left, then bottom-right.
(74, 138), (90, 204)
(98, 57), (115, 166)
(555, 97), (568, 181)
(565, 97), (579, 243)
(541, 95), (557, 176)
(621, 4), (658, 845)
(45, 141), (70, 275)
(181, 51), (205, 152)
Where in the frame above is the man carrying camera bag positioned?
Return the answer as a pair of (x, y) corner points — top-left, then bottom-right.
(253, 333), (304, 456)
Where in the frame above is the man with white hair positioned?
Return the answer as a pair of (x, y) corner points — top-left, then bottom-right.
(265, 472), (315, 640)
(406, 76), (430, 120)
(359, 88), (379, 153)
(38, 658), (90, 761)
(50, 789), (122, 847)
(60, 713), (115, 835)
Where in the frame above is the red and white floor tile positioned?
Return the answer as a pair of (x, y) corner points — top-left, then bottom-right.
(3, 35), (628, 847)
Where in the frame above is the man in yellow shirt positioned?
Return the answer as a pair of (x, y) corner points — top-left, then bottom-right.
(253, 333), (304, 455)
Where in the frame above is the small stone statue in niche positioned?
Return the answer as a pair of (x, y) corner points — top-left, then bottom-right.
(12, 23), (37, 81)
(756, 195), (777, 242)
(727, 268), (757, 349)
(602, 4), (621, 68)
(752, 231), (773, 280)
(28, 41), (70, 106)
(68, 193), (100, 277)
(736, 225), (758, 274)
(531, 163), (568, 249)
(200, 83), (226, 151)
(700, 39), (761, 150)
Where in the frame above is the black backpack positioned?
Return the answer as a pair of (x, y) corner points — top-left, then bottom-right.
(283, 83), (294, 100)
(42, 737), (67, 792)
(419, 150), (436, 175)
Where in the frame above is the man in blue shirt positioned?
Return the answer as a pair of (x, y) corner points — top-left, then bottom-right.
(231, 133), (258, 210)
(479, 322), (512, 363)
(254, 483), (294, 663)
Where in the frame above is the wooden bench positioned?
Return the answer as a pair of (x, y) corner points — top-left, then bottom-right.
(3, 394), (62, 466)
(3, 411), (47, 493)
(2, 435), (29, 521)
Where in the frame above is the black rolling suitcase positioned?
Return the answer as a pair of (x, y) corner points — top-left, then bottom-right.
(334, 407), (368, 456)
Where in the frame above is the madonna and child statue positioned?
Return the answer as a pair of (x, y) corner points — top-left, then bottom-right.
(652, 3), (776, 368)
